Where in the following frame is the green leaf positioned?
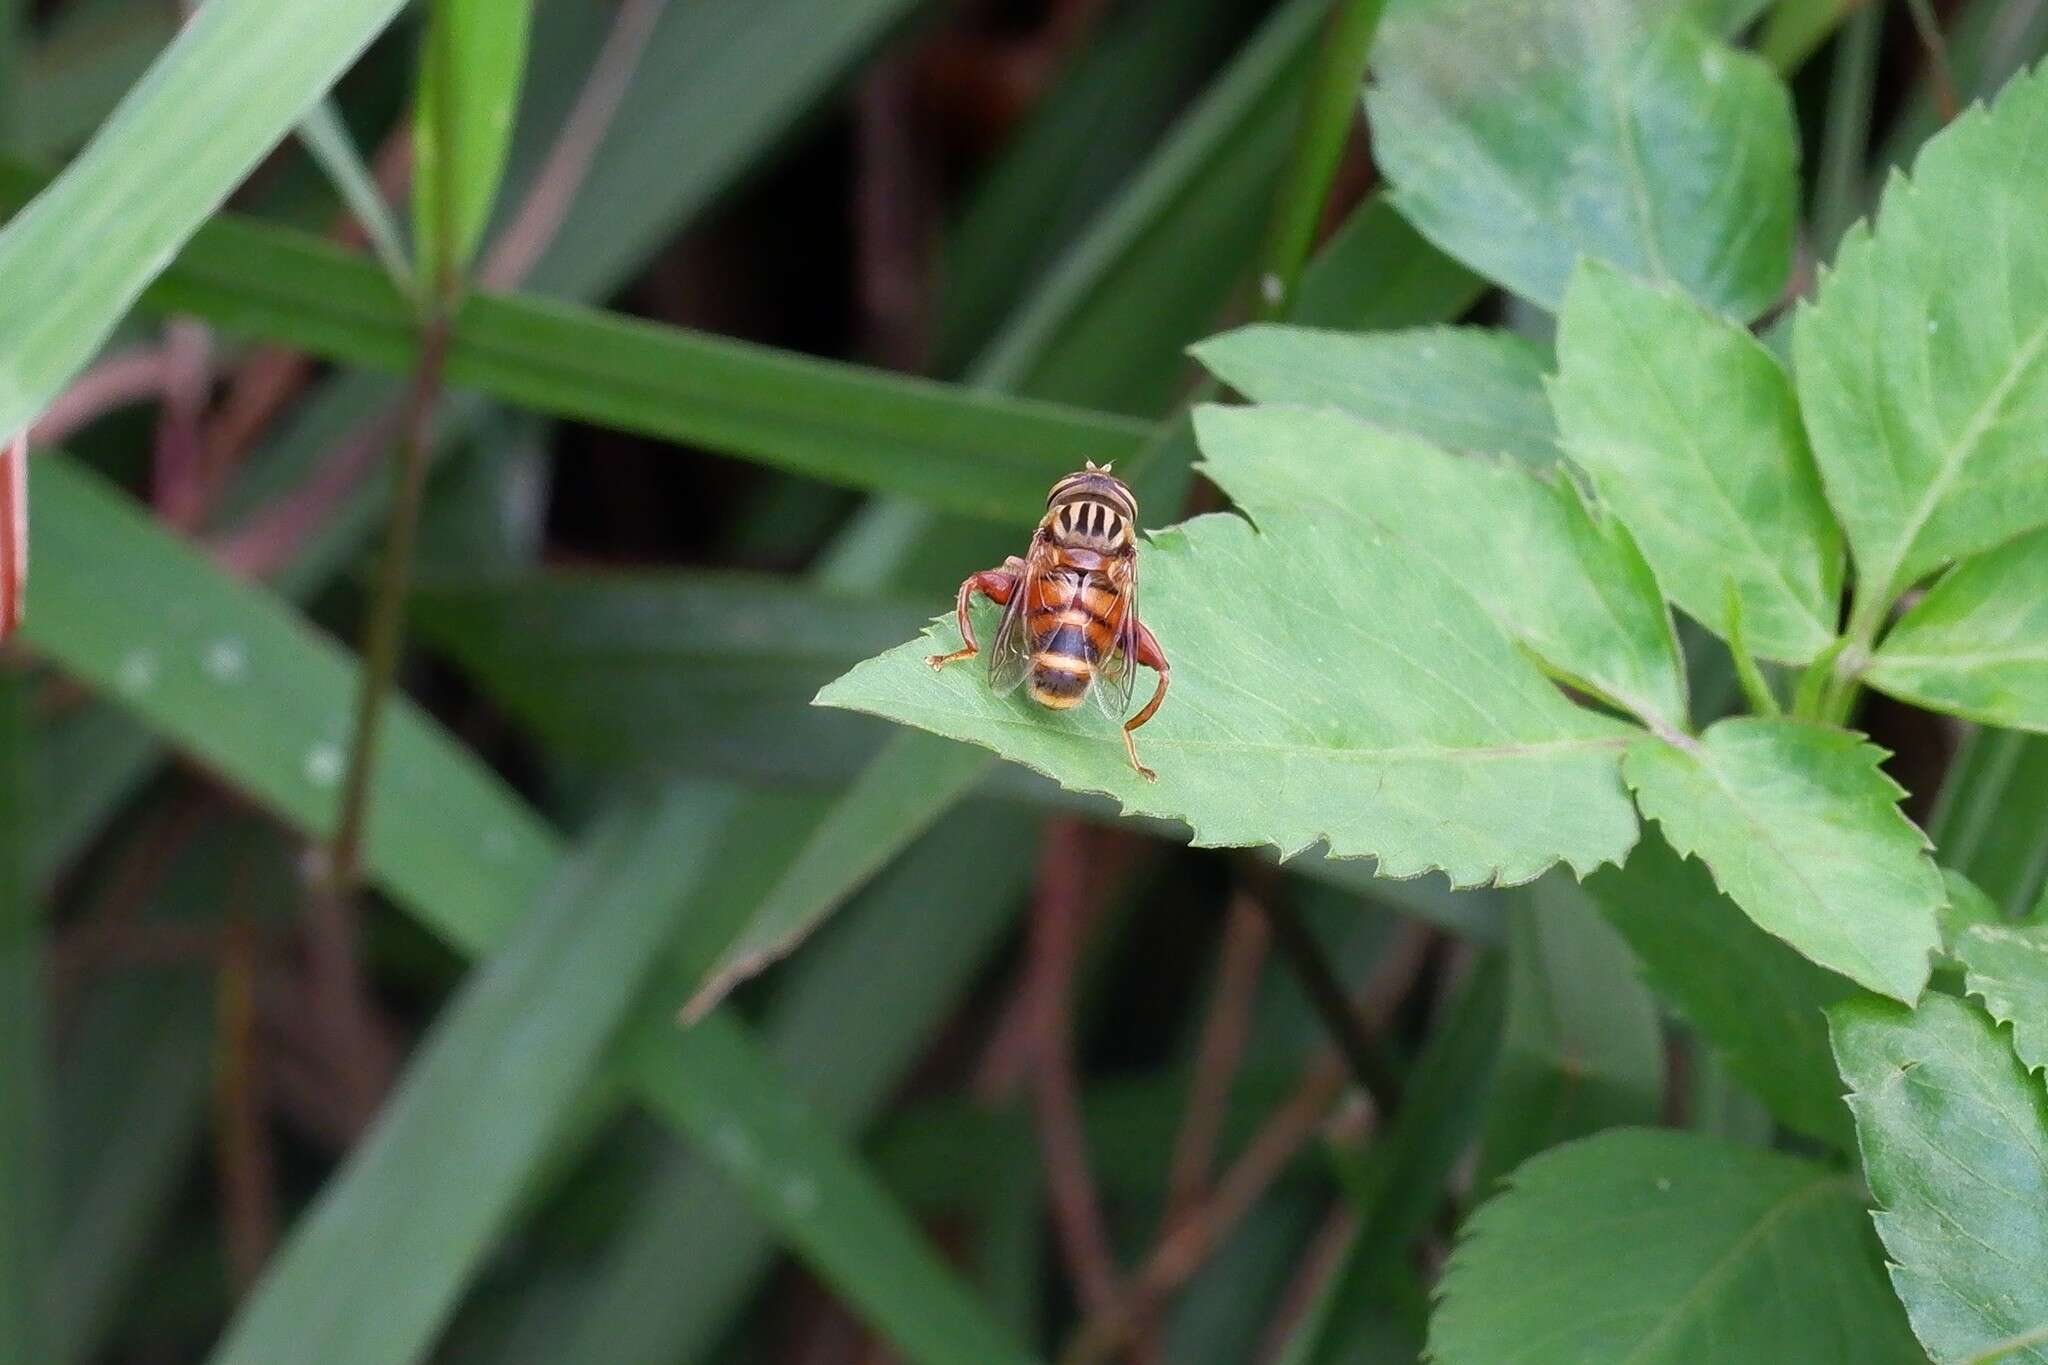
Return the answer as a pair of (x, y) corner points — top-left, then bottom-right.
(967, 0), (1326, 408)
(0, 0), (408, 442)
(0, 161), (1149, 525)
(414, 0), (534, 290)
(1623, 718), (1943, 1002)
(1793, 63), (2048, 629)
(49, 969), (211, 1364)
(541, 810), (1036, 1365)
(820, 408), (1642, 888)
(411, 570), (929, 778)
(296, 98), (414, 296)
(513, 0), (929, 301)
(211, 786), (731, 1365)
(1193, 323), (1557, 465)
(1956, 921), (2048, 1075)
(24, 457), (1021, 1363)
(1832, 993), (2048, 1364)
(1280, 953), (1506, 1365)
(1476, 877), (1663, 1189)
(0, 672), (43, 1365)
(1367, 0), (1797, 318)
(1932, 726), (2048, 918)
(143, 211), (1147, 523)
(1257, 192), (1485, 333)
(1553, 262), (1844, 663)
(1868, 528), (2048, 731)
(1428, 1129), (1921, 1363)
(1588, 825), (1856, 1149)
(24, 456), (559, 948)
(681, 733), (988, 1020)
(1190, 402), (1685, 728)
(624, 1015), (1036, 1365)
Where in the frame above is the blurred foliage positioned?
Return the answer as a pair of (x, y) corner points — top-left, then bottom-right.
(5, 1), (2048, 1363)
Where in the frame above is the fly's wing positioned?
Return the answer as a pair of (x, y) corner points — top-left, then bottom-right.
(1092, 565), (1140, 721)
(987, 550), (1044, 697)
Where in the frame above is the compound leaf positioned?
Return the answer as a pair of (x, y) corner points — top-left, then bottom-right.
(1429, 1129), (1920, 1363)
(1624, 718), (1943, 1002)
(1368, 0), (1796, 318)
(1832, 994), (2048, 1364)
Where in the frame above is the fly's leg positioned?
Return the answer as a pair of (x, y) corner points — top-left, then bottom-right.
(926, 558), (1024, 669)
(1121, 621), (1170, 781)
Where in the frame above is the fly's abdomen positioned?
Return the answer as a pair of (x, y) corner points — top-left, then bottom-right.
(1027, 586), (1119, 710)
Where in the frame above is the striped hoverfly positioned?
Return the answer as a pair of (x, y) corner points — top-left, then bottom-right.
(926, 461), (1170, 780)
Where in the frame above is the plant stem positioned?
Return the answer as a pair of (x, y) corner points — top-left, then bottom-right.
(1903, 0), (1961, 124)
(1723, 581), (1781, 718)
(1251, 887), (1403, 1115)
(1253, 0), (1388, 319)
(323, 314), (451, 892)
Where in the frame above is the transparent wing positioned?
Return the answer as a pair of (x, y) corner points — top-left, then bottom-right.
(1092, 570), (1140, 721)
(987, 556), (1040, 697)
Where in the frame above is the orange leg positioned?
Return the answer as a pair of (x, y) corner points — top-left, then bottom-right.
(1120, 621), (1170, 781)
(926, 559), (1024, 669)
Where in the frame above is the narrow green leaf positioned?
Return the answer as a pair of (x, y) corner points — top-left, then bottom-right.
(821, 408), (1642, 887)
(968, 0), (1326, 406)
(114, 201), (1149, 522)
(211, 787), (731, 1365)
(1832, 993), (2048, 1364)
(1281, 953), (1506, 1365)
(49, 970), (212, 1364)
(1793, 62), (2048, 629)
(1190, 402), (1685, 728)
(1932, 726), (2048, 917)
(24, 455), (559, 950)
(296, 98), (415, 297)
(1956, 922), (2048, 1075)
(933, 0), (1252, 368)
(547, 811), (1036, 1365)
(513, 0), (928, 300)
(1553, 261), (1843, 663)
(1285, 193), (1484, 330)
(1368, 0), (1798, 318)
(414, 0), (534, 290)
(0, 0), (408, 441)
(411, 570), (930, 778)
(1476, 876), (1663, 1189)
(1623, 718), (1943, 1002)
(1252, 0), (1391, 316)
(25, 457), (1025, 1363)
(1589, 825), (1856, 1149)
(681, 732), (988, 1020)
(0, 670), (42, 1365)
(625, 1015), (1036, 1365)
(1868, 527), (2048, 731)
(1429, 1129), (1920, 1363)
(1193, 323), (1557, 465)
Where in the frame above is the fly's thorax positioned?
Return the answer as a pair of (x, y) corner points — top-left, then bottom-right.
(1043, 497), (1133, 554)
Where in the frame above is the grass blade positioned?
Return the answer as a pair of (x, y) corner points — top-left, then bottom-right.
(24, 457), (1030, 1363)
(48, 969), (212, 1364)
(296, 98), (415, 298)
(626, 1014), (1038, 1365)
(0, 0), (408, 441)
(0, 669), (44, 1365)
(545, 810), (1037, 1364)
(210, 785), (733, 1365)
(415, 0), (534, 292)
(0, 182), (1148, 522)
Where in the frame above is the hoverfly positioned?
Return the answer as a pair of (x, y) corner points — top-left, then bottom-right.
(926, 461), (1170, 780)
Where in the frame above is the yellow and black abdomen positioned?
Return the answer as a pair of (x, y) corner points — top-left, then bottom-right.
(1026, 574), (1121, 710)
